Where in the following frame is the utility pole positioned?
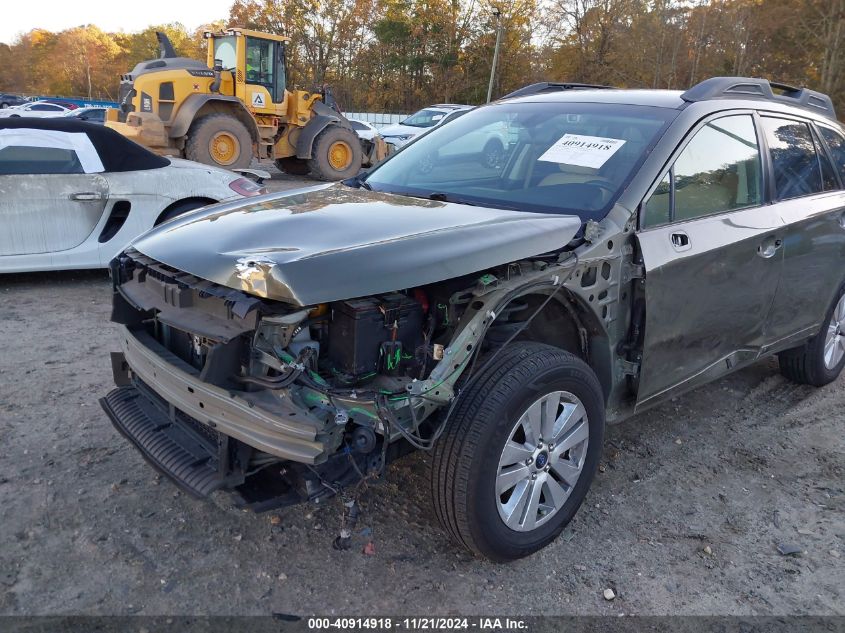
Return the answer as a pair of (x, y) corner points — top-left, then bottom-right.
(486, 7), (503, 103)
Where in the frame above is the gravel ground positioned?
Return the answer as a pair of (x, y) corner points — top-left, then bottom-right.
(0, 170), (843, 616)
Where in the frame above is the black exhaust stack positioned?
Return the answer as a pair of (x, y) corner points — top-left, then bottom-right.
(156, 32), (178, 59)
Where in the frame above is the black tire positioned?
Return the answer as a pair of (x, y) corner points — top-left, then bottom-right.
(778, 283), (845, 387)
(9, 114), (19, 118)
(155, 199), (212, 225)
(0, 103), (9, 109)
(274, 157), (311, 176)
(308, 125), (362, 181)
(185, 114), (253, 169)
(430, 342), (605, 561)
(481, 138), (505, 168)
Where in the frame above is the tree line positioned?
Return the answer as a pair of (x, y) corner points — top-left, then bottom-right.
(0, 0), (842, 114)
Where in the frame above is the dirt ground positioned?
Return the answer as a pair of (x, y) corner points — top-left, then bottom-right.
(0, 171), (843, 617)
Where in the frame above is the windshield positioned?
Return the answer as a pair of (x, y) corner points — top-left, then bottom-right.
(401, 108), (451, 128)
(366, 102), (676, 220)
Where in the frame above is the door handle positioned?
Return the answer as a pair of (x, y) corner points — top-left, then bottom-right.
(70, 192), (105, 201)
(757, 237), (783, 259)
(670, 231), (691, 251)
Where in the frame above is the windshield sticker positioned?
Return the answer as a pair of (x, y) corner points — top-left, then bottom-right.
(538, 134), (626, 169)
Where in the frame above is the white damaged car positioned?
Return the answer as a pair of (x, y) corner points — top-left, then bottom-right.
(0, 118), (268, 273)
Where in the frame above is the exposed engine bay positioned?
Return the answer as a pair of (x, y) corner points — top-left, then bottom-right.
(102, 241), (617, 511)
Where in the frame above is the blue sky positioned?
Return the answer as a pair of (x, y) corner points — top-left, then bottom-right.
(2, 0), (234, 45)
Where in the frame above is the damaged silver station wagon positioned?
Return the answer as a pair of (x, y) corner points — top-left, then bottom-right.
(102, 77), (845, 561)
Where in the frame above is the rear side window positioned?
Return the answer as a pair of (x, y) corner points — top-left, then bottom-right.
(32, 103), (61, 111)
(643, 114), (762, 227)
(760, 117), (831, 199)
(818, 126), (845, 187)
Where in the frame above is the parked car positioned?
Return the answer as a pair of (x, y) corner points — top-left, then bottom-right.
(0, 93), (27, 109)
(436, 117), (515, 167)
(102, 77), (845, 562)
(347, 118), (379, 141)
(39, 99), (79, 110)
(379, 103), (471, 148)
(65, 106), (109, 124)
(0, 118), (267, 273)
(0, 102), (72, 118)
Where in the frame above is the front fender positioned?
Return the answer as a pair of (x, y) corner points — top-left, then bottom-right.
(169, 94), (260, 142)
(295, 100), (347, 159)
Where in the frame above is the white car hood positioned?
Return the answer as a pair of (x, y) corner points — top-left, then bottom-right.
(379, 123), (422, 138)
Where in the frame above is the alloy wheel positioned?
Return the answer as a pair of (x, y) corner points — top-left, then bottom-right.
(496, 390), (590, 532)
(824, 293), (845, 369)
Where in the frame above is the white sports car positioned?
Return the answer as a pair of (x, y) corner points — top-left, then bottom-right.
(0, 118), (267, 273)
(0, 102), (72, 118)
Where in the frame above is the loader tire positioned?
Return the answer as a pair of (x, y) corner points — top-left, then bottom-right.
(308, 125), (362, 181)
(274, 157), (311, 176)
(185, 114), (253, 169)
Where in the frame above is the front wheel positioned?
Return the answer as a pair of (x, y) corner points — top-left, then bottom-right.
(481, 138), (505, 168)
(308, 125), (362, 181)
(430, 342), (605, 561)
(779, 284), (845, 386)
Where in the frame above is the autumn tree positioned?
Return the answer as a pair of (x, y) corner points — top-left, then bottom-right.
(1, 0), (844, 112)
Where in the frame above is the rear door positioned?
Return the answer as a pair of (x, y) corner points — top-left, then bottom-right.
(761, 116), (845, 349)
(635, 112), (784, 407)
(0, 131), (109, 255)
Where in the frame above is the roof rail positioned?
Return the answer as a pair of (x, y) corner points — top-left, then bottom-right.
(500, 82), (615, 100)
(681, 76), (836, 120)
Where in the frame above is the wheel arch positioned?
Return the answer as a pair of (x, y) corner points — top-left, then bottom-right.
(491, 289), (614, 402)
(154, 196), (217, 225)
(169, 95), (259, 144)
(295, 100), (350, 159)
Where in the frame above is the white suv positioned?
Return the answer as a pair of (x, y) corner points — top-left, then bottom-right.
(379, 104), (471, 148)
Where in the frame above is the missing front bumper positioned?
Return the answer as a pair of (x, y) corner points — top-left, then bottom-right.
(113, 325), (328, 464)
(101, 384), (228, 497)
(101, 383), (311, 511)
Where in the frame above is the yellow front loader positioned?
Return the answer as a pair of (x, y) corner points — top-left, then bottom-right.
(106, 28), (385, 180)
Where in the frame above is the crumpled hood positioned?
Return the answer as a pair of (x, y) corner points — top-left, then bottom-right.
(130, 184), (582, 306)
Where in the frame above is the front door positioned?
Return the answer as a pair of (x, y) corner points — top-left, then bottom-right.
(635, 113), (784, 407)
(0, 173), (109, 256)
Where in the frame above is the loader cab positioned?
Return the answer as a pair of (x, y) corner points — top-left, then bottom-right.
(206, 28), (288, 114)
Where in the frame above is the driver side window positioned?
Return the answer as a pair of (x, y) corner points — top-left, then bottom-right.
(246, 39), (273, 87)
(643, 114), (763, 228)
